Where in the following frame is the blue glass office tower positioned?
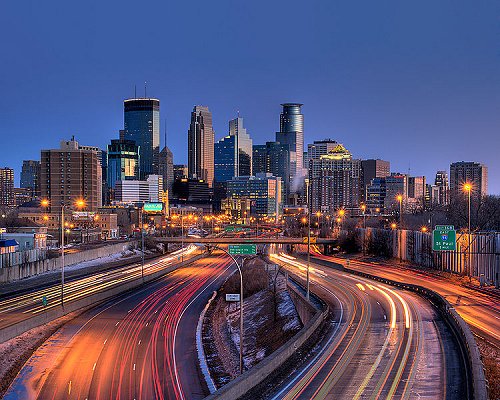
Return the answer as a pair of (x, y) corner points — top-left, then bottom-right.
(214, 135), (237, 182)
(276, 103), (304, 181)
(106, 139), (140, 190)
(124, 98), (160, 180)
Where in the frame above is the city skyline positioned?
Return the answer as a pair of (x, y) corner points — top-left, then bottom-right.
(1, 1), (498, 193)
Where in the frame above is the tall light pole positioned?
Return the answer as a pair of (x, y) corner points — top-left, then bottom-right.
(214, 246), (244, 375)
(361, 204), (366, 255)
(306, 179), (311, 300)
(464, 183), (472, 277)
(42, 198), (85, 308)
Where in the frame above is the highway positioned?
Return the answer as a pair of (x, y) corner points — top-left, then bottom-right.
(267, 251), (468, 400)
(312, 252), (500, 348)
(0, 245), (199, 331)
(5, 250), (236, 400)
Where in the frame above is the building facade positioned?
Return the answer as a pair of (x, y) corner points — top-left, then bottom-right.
(226, 173), (282, 218)
(450, 161), (487, 198)
(188, 106), (214, 187)
(106, 139), (140, 190)
(159, 146), (174, 195)
(124, 98), (160, 179)
(0, 167), (15, 207)
(41, 138), (101, 213)
(276, 103), (304, 189)
(308, 144), (362, 213)
(20, 160), (41, 197)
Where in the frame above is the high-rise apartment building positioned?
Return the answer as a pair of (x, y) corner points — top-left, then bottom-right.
(305, 139), (339, 167)
(106, 139), (140, 190)
(276, 103), (304, 186)
(361, 159), (390, 187)
(450, 162), (487, 198)
(124, 98), (160, 179)
(434, 170), (449, 206)
(159, 146), (174, 195)
(20, 160), (41, 196)
(41, 138), (101, 213)
(308, 144), (362, 213)
(0, 167), (15, 207)
(188, 106), (214, 187)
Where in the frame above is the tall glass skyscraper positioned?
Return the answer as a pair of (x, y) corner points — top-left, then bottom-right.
(188, 106), (214, 187)
(124, 98), (160, 180)
(276, 103), (304, 181)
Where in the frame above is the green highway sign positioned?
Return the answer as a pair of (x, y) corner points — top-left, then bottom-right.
(433, 225), (456, 251)
(228, 244), (257, 255)
(143, 202), (163, 212)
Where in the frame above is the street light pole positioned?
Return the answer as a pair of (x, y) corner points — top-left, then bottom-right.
(306, 180), (311, 301)
(60, 205), (65, 308)
(216, 246), (244, 375)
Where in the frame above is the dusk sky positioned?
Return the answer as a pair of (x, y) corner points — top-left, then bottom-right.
(1, 1), (498, 193)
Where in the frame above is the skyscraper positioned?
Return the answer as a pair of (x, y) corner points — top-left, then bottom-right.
(106, 139), (140, 190)
(450, 161), (487, 198)
(0, 167), (15, 207)
(308, 144), (362, 213)
(20, 160), (41, 196)
(229, 117), (252, 176)
(159, 146), (174, 195)
(361, 159), (391, 187)
(41, 138), (101, 213)
(276, 103), (304, 186)
(434, 170), (450, 205)
(124, 98), (160, 179)
(188, 106), (214, 187)
(214, 116), (253, 183)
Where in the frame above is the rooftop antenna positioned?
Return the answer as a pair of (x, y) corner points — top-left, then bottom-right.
(144, 81), (147, 98)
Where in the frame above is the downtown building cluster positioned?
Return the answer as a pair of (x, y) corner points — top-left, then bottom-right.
(0, 96), (490, 241)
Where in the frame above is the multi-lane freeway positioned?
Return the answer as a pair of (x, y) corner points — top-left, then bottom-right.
(267, 252), (468, 400)
(1, 240), (480, 400)
(0, 245), (198, 331)
(5, 250), (236, 400)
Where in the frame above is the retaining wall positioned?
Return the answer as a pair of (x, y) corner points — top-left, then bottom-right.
(0, 252), (201, 344)
(204, 281), (328, 400)
(0, 241), (138, 283)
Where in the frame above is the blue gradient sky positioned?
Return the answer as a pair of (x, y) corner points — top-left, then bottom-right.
(1, 1), (498, 193)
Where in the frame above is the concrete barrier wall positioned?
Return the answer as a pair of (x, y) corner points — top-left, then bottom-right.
(344, 266), (488, 400)
(0, 241), (138, 283)
(287, 283), (317, 325)
(0, 253), (202, 344)
(205, 285), (328, 400)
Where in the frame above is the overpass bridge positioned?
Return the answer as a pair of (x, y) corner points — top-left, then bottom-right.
(156, 236), (338, 254)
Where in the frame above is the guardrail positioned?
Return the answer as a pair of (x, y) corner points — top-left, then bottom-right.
(344, 266), (488, 400)
(204, 277), (329, 400)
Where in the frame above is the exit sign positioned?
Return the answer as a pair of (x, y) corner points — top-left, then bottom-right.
(433, 225), (456, 251)
(228, 244), (257, 255)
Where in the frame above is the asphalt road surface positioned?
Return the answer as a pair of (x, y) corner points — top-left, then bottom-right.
(268, 252), (468, 400)
(5, 251), (236, 400)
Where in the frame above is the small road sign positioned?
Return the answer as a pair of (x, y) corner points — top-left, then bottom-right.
(433, 225), (457, 251)
(42, 296), (48, 307)
(225, 294), (241, 302)
(228, 244), (257, 255)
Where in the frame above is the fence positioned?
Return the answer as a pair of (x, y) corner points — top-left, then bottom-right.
(362, 228), (500, 286)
